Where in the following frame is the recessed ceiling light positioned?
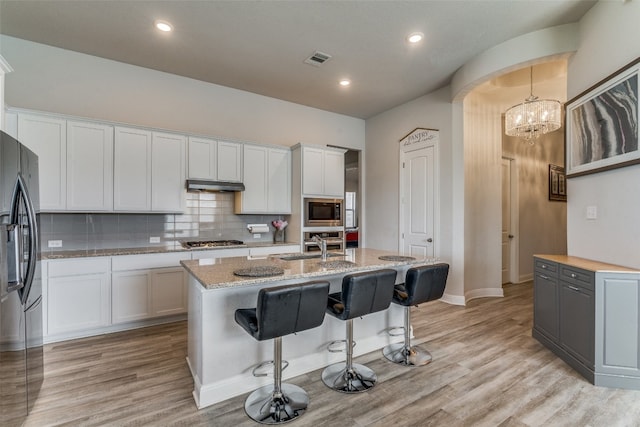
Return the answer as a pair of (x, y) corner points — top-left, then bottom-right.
(154, 20), (173, 32)
(407, 32), (424, 44)
(339, 79), (351, 87)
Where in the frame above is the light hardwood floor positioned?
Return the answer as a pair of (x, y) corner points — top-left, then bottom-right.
(23, 282), (640, 426)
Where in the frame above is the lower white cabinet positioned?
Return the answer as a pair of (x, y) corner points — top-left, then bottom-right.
(112, 266), (187, 324)
(111, 253), (188, 324)
(46, 257), (111, 337)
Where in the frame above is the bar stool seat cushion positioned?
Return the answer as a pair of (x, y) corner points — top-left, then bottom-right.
(392, 263), (449, 307)
(235, 280), (330, 342)
(326, 268), (397, 320)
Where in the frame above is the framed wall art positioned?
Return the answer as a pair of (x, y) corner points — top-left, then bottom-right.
(549, 164), (566, 202)
(565, 57), (640, 177)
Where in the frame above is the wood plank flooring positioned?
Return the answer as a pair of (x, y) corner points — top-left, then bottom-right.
(23, 282), (640, 426)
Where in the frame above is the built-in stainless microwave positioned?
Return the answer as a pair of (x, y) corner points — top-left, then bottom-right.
(304, 198), (343, 227)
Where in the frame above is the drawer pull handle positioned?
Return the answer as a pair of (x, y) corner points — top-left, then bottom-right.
(571, 273), (577, 278)
(541, 264), (547, 269)
(539, 274), (550, 280)
(568, 285), (580, 292)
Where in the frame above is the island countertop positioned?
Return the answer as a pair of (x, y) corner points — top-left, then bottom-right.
(181, 247), (436, 290)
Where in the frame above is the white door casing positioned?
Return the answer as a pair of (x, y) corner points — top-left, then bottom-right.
(399, 129), (439, 258)
(501, 156), (519, 284)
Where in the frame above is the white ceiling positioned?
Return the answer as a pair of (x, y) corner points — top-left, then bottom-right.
(0, 0), (596, 119)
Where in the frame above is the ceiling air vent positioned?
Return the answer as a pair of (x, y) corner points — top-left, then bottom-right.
(304, 51), (332, 67)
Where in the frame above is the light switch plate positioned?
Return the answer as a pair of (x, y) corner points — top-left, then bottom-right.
(586, 206), (598, 220)
(253, 233), (261, 238)
(149, 236), (161, 243)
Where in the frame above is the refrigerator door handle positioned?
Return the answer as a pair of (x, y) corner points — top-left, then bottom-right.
(6, 223), (25, 293)
(9, 173), (38, 300)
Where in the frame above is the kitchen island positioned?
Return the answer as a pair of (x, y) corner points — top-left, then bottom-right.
(181, 248), (436, 409)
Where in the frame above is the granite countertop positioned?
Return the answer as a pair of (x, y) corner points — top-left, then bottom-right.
(181, 248), (437, 290)
(42, 241), (299, 260)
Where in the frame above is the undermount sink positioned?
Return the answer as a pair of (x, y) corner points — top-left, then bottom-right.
(278, 253), (344, 261)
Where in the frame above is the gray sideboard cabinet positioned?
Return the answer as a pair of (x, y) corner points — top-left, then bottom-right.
(533, 255), (640, 390)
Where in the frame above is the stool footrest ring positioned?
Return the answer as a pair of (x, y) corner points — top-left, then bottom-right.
(252, 359), (289, 377)
(327, 339), (356, 353)
(387, 326), (405, 337)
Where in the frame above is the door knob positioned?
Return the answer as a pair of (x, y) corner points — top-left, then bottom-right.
(508, 235), (514, 239)
(426, 238), (433, 243)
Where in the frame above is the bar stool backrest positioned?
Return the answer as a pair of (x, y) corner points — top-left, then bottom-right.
(255, 280), (330, 341)
(403, 263), (449, 306)
(339, 269), (397, 320)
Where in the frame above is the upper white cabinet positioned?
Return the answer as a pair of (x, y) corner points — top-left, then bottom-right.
(114, 126), (152, 211)
(217, 140), (242, 182)
(188, 137), (242, 182)
(66, 120), (114, 211)
(235, 145), (291, 214)
(114, 127), (185, 212)
(17, 113), (67, 210)
(297, 145), (345, 198)
(151, 131), (185, 212)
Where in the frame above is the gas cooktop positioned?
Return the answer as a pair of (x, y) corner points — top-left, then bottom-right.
(182, 240), (245, 249)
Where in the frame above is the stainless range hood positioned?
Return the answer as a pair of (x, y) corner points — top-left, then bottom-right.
(186, 179), (245, 193)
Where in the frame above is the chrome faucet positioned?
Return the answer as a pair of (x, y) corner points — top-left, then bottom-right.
(312, 235), (328, 261)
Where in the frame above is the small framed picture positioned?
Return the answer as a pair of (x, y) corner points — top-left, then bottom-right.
(549, 164), (567, 202)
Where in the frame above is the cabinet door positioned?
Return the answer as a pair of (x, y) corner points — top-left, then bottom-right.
(66, 120), (114, 211)
(240, 145), (268, 212)
(217, 141), (242, 182)
(533, 270), (559, 341)
(47, 273), (110, 335)
(151, 268), (187, 317)
(559, 281), (595, 367)
(323, 149), (345, 197)
(302, 147), (324, 195)
(17, 113), (67, 210)
(114, 127), (152, 211)
(188, 136), (217, 180)
(112, 271), (151, 323)
(268, 148), (291, 213)
(151, 132), (185, 212)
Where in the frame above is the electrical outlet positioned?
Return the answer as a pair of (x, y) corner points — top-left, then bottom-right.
(48, 240), (62, 248)
(149, 236), (161, 243)
(586, 206), (598, 220)
(253, 233), (261, 239)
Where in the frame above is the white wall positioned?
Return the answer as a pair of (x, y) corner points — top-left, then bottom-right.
(364, 86), (457, 296)
(566, 1), (640, 268)
(0, 35), (364, 150)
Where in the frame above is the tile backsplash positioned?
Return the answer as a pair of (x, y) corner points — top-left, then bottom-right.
(40, 192), (289, 254)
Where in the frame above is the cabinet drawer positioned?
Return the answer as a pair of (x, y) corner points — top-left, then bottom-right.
(560, 265), (593, 291)
(112, 252), (189, 271)
(534, 258), (558, 276)
(48, 257), (111, 277)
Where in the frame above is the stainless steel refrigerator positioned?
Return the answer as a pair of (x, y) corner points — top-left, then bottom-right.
(0, 130), (43, 426)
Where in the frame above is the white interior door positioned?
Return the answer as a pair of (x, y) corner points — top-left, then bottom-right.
(501, 157), (513, 284)
(401, 146), (435, 257)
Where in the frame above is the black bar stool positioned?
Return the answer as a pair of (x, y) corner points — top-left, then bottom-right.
(382, 263), (449, 366)
(321, 269), (397, 393)
(235, 280), (330, 424)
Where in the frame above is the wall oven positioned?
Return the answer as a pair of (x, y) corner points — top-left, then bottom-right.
(303, 230), (344, 252)
(304, 198), (343, 227)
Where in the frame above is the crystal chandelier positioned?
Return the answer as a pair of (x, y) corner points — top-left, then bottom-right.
(504, 67), (562, 142)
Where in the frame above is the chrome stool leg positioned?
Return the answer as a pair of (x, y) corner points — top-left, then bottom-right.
(244, 337), (309, 424)
(383, 306), (432, 366)
(322, 319), (377, 393)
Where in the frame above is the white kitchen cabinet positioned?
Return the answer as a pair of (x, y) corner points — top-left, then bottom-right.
(217, 140), (242, 182)
(298, 145), (345, 198)
(188, 136), (217, 180)
(46, 257), (111, 337)
(190, 247), (250, 259)
(111, 252), (188, 324)
(235, 145), (291, 214)
(248, 244), (300, 257)
(114, 126), (152, 211)
(188, 137), (242, 182)
(66, 120), (114, 211)
(114, 127), (184, 212)
(151, 131), (185, 212)
(17, 113), (67, 210)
